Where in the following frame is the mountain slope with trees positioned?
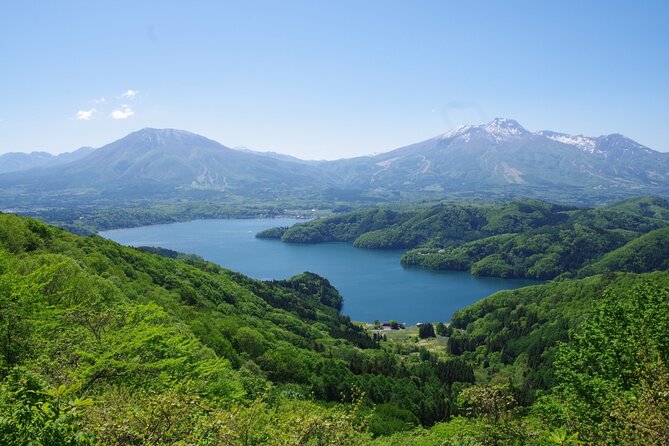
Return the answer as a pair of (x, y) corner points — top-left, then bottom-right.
(0, 213), (476, 442)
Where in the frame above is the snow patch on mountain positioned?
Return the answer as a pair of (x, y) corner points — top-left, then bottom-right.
(439, 124), (474, 140)
(440, 118), (528, 142)
(483, 118), (529, 139)
(539, 131), (601, 154)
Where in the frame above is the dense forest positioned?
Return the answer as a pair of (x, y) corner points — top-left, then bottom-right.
(0, 212), (667, 444)
(259, 197), (669, 280)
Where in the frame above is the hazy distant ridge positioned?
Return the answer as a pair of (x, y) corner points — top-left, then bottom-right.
(0, 146), (95, 174)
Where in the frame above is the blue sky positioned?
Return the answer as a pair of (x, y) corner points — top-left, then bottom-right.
(1, 0), (668, 158)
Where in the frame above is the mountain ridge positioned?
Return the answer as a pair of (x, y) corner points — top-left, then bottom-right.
(331, 118), (669, 197)
(1, 120), (668, 207)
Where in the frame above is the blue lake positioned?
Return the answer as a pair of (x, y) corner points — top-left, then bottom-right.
(101, 218), (539, 324)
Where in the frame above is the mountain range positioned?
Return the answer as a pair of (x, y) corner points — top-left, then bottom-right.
(0, 146), (95, 174)
(1, 118), (667, 208)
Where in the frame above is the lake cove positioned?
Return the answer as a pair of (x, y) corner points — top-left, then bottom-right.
(101, 218), (539, 324)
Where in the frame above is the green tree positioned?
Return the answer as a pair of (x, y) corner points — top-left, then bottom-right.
(546, 427), (583, 445)
(233, 327), (268, 358)
(458, 384), (516, 423)
(435, 322), (448, 336)
(418, 323), (436, 339)
(0, 371), (94, 446)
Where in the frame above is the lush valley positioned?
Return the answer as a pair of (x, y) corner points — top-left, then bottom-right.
(0, 212), (667, 444)
(0, 214), (479, 443)
(4, 2), (668, 444)
(261, 197), (669, 280)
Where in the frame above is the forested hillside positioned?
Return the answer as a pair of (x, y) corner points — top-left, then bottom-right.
(0, 214), (480, 443)
(1, 213), (667, 445)
(379, 271), (669, 445)
(260, 197), (669, 280)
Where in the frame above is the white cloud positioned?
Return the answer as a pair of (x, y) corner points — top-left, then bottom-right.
(111, 105), (135, 120)
(76, 108), (97, 121)
(90, 97), (106, 104)
(121, 89), (139, 99)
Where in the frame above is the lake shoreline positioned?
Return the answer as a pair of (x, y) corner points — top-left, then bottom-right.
(101, 218), (540, 324)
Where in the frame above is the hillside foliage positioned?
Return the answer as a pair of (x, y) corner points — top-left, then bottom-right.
(0, 213), (667, 444)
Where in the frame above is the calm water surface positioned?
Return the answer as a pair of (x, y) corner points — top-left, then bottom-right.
(101, 219), (539, 324)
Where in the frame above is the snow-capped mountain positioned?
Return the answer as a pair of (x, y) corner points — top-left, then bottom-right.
(326, 118), (669, 201)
